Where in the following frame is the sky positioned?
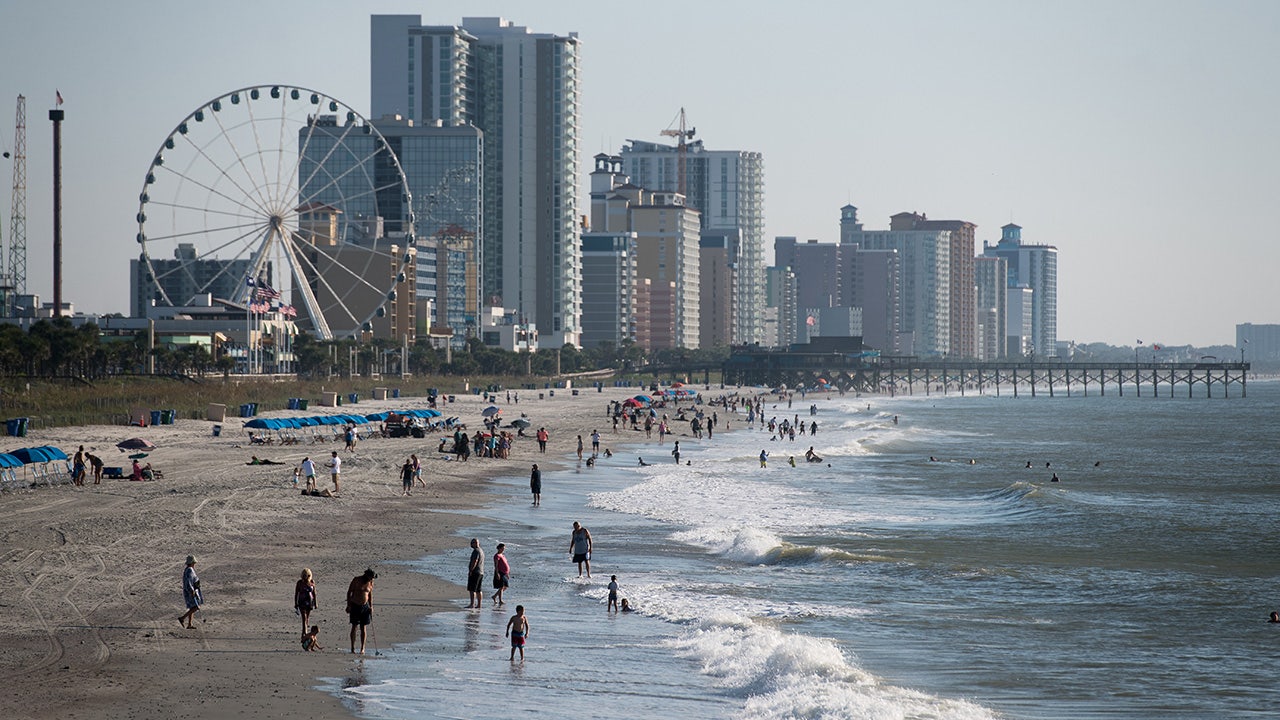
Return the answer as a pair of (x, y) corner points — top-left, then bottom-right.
(1, 0), (1277, 347)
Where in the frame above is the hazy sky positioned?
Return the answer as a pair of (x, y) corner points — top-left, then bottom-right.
(1, 0), (1276, 346)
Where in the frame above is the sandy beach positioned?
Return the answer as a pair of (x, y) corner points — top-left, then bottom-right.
(0, 384), (648, 719)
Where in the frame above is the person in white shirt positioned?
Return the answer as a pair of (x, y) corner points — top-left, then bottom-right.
(327, 451), (341, 493)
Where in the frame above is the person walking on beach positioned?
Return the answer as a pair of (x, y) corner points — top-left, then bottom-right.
(530, 464), (542, 506)
(570, 522), (593, 578)
(591, 430), (601, 455)
(295, 568), (317, 635)
(505, 605), (529, 661)
(467, 538), (485, 608)
(412, 454), (424, 488)
(326, 451), (341, 493)
(179, 555), (202, 629)
(577, 435), (584, 461)
(400, 458), (415, 496)
(492, 543), (510, 606)
(346, 568), (376, 654)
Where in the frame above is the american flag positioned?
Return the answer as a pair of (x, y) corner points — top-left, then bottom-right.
(254, 283), (280, 301)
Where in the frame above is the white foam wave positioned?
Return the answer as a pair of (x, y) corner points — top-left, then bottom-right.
(671, 619), (1000, 720)
(575, 578), (873, 623)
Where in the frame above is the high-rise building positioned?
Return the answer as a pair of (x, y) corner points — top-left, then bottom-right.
(764, 265), (798, 349)
(699, 230), (739, 349)
(841, 206), (951, 356)
(890, 214), (978, 360)
(974, 256), (1007, 360)
(983, 224), (1057, 357)
(586, 154), (701, 350)
(580, 234), (637, 349)
(621, 138), (764, 346)
(372, 15), (582, 346)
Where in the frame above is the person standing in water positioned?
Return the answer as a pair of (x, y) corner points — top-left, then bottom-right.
(530, 464), (542, 506)
(506, 605), (529, 661)
(570, 522), (593, 578)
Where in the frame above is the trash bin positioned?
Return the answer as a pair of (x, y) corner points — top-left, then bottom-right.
(161, 409), (176, 424)
(150, 410), (163, 426)
(287, 398), (300, 410)
(538, 392), (545, 400)
(392, 388), (400, 399)
(6, 417), (28, 437)
(298, 399), (309, 410)
(240, 404), (252, 417)
(572, 389), (580, 396)
(448, 395), (456, 403)
(212, 424), (222, 437)
(348, 393), (359, 404)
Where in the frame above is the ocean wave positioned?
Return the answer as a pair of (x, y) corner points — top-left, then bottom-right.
(670, 619), (999, 720)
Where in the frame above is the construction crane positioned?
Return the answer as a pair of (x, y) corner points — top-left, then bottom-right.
(660, 107), (695, 197)
(8, 95), (26, 296)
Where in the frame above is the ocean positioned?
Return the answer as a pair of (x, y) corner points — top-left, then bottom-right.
(324, 380), (1280, 719)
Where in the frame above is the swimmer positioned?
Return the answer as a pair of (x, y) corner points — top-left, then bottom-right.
(1270, 611), (1280, 623)
(788, 456), (796, 467)
(968, 459), (976, 465)
(929, 456), (938, 462)
(1094, 461), (1102, 467)
(1026, 461), (1033, 469)
(621, 598), (634, 612)
(638, 457), (650, 467)
(1051, 473), (1060, 482)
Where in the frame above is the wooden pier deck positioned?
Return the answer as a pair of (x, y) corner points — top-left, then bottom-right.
(721, 353), (1250, 398)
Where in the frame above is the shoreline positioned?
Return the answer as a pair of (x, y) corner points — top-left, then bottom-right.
(0, 385), (663, 720)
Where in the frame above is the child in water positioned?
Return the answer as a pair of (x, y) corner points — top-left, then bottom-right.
(607, 575), (620, 612)
(506, 605), (530, 661)
(301, 625), (323, 651)
(621, 598), (634, 612)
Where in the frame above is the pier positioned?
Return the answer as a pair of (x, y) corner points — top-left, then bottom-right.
(721, 352), (1250, 399)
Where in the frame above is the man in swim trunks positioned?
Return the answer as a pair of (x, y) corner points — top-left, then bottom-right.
(346, 568), (376, 654)
(466, 538), (485, 608)
(569, 522), (592, 578)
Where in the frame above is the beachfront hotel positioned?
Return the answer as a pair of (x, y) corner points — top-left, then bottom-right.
(982, 223), (1058, 358)
(621, 139), (765, 347)
(371, 15), (583, 348)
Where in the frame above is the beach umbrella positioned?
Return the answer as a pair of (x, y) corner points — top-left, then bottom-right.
(243, 418), (273, 429)
(621, 398), (643, 408)
(364, 411), (392, 422)
(9, 447), (54, 464)
(481, 406), (502, 417)
(0, 453), (22, 468)
(671, 382), (684, 388)
(509, 418), (532, 429)
(128, 452), (150, 460)
(39, 446), (69, 461)
(116, 437), (156, 451)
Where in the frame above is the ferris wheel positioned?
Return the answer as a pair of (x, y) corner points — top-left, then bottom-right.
(135, 84), (415, 340)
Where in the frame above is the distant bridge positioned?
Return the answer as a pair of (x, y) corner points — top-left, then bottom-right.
(721, 353), (1250, 399)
